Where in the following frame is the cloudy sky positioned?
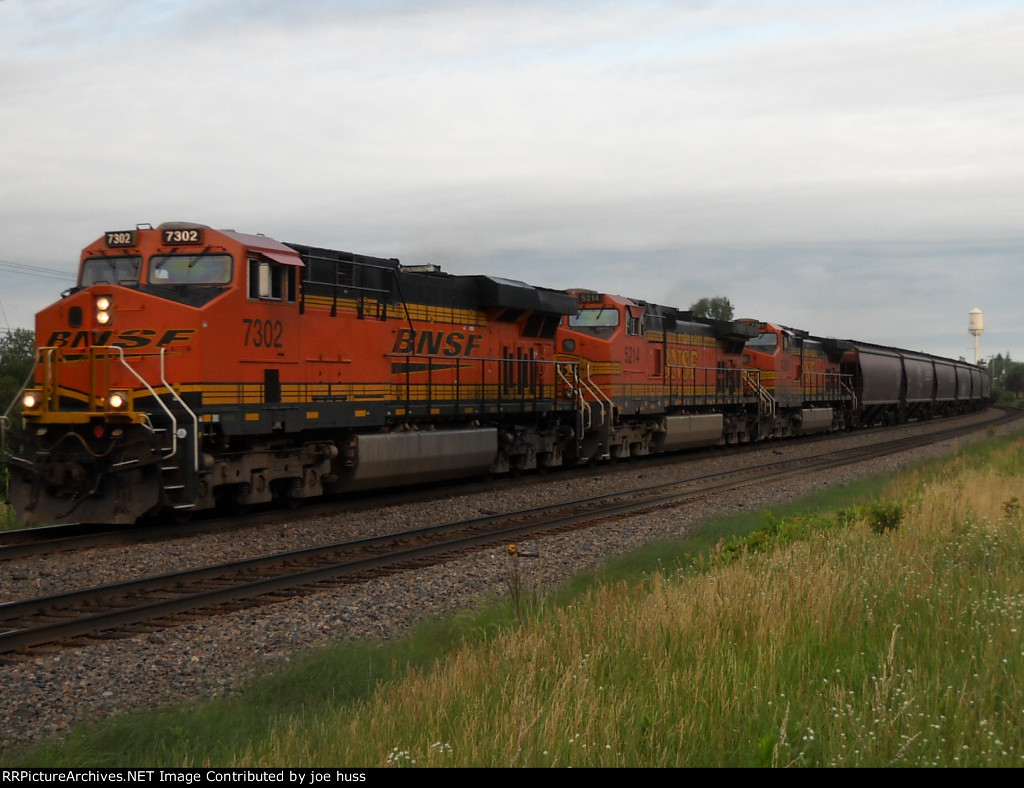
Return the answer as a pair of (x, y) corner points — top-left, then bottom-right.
(2, 0), (1021, 362)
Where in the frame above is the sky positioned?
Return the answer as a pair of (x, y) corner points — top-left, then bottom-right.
(1, 0), (1022, 363)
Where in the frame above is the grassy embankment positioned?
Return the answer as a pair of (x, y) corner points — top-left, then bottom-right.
(4, 431), (1024, 767)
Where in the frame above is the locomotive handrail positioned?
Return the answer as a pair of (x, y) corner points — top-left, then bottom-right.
(106, 346), (180, 464)
(556, 361), (591, 428)
(575, 363), (612, 429)
(299, 253), (414, 330)
(40, 348), (59, 412)
(842, 379), (858, 411)
(743, 369), (776, 418)
(386, 352), (573, 414)
(385, 267), (417, 339)
(157, 348), (200, 473)
(800, 370), (853, 402)
(664, 362), (747, 405)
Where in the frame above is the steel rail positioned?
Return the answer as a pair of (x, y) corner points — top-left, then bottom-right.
(2, 408), (1014, 561)
(1, 409), (1019, 656)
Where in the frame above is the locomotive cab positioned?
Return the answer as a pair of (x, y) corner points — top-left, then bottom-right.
(741, 323), (797, 401)
(560, 292), (647, 373)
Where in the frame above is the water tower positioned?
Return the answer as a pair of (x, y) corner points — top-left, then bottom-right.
(969, 308), (984, 364)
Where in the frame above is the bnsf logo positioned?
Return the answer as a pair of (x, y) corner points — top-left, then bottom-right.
(391, 328), (483, 357)
(45, 329), (196, 349)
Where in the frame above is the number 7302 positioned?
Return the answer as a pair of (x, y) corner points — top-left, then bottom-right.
(242, 318), (284, 348)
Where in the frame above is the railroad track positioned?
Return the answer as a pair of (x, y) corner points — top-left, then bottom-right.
(1, 409), (1019, 657)
(0, 408), (1011, 561)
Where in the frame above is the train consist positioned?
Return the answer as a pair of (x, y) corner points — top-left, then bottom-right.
(2, 222), (989, 524)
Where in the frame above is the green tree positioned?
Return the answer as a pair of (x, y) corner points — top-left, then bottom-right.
(1, 328), (36, 411)
(1, 328), (35, 508)
(689, 296), (734, 321)
(1004, 364), (1024, 398)
(990, 353), (1005, 386)
(988, 352), (1024, 406)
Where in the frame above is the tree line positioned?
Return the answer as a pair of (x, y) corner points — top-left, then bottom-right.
(987, 353), (1024, 404)
(1, 328), (35, 409)
(1, 328), (35, 506)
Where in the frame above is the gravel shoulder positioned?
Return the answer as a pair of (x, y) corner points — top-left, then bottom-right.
(0, 411), (1012, 751)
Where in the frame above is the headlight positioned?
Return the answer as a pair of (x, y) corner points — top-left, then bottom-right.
(95, 295), (112, 325)
(107, 391), (129, 411)
(22, 391), (40, 410)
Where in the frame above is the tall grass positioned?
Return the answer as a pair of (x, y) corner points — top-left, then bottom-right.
(6, 434), (1024, 767)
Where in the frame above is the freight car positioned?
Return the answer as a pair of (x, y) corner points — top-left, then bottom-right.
(840, 341), (990, 426)
(1, 222), (989, 525)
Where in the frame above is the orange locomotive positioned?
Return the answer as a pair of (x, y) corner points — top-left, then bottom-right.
(555, 291), (764, 458)
(5, 223), (581, 523)
(738, 320), (854, 437)
(2, 222), (989, 525)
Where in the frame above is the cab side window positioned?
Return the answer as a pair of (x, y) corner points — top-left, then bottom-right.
(249, 258), (296, 302)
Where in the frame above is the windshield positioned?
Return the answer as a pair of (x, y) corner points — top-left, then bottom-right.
(80, 256), (142, 286)
(149, 254), (232, 285)
(569, 307), (619, 328)
(746, 332), (779, 352)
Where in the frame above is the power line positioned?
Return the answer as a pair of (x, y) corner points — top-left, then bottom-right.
(0, 258), (68, 335)
(0, 258), (76, 282)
